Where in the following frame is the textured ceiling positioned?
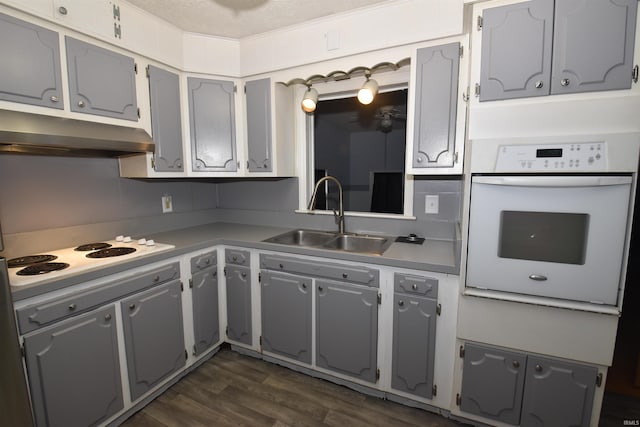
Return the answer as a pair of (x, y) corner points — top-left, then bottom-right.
(126, 0), (391, 38)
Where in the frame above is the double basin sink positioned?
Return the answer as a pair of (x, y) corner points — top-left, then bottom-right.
(262, 229), (394, 256)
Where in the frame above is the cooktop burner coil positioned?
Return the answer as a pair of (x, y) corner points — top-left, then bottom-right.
(75, 242), (112, 251)
(7, 255), (58, 268)
(86, 247), (136, 258)
(16, 262), (70, 276)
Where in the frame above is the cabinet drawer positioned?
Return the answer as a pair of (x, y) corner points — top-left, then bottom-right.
(394, 273), (438, 298)
(260, 254), (379, 287)
(17, 262), (180, 334)
(190, 250), (217, 273)
(225, 248), (250, 266)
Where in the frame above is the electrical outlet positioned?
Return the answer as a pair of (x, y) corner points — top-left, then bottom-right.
(425, 195), (439, 214)
(162, 195), (173, 213)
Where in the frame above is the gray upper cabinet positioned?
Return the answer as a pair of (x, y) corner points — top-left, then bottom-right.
(551, 0), (638, 94)
(245, 78), (273, 172)
(261, 271), (312, 363)
(520, 355), (597, 427)
(225, 264), (252, 345)
(479, 0), (637, 101)
(412, 43), (460, 169)
(188, 77), (238, 172)
(460, 343), (527, 425)
(191, 266), (219, 356)
(121, 280), (186, 401)
(0, 12), (64, 109)
(316, 280), (378, 383)
(24, 306), (123, 427)
(148, 65), (183, 172)
(479, 0), (554, 101)
(65, 36), (139, 120)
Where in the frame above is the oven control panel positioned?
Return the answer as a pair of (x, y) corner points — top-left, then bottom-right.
(495, 142), (607, 172)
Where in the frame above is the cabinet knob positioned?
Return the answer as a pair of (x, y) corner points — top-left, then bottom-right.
(318, 286), (323, 292)
(279, 263), (284, 269)
(58, 6), (68, 15)
(232, 256), (238, 261)
(534, 80), (543, 89)
(417, 157), (423, 163)
(205, 259), (210, 265)
(77, 100), (85, 108)
(177, 161), (182, 168)
(398, 300), (404, 307)
(342, 273), (348, 279)
(129, 304), (136, 310)
(512, 360), (520, 368)
(302, 283), (307, 289)
(560, 78), (570, 87)
(68, 303), (76, 311)
(241, 272), (247, 278)
(411, 284), (418, 290)
(104, 314), (112, 321)
(213, 271), (217, 277)
(50, 95), (59, 103)
(153, 275), (160, 282)
(535, 364), (543, 372)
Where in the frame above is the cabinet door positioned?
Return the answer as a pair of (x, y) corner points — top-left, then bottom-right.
(316, 280), (378, 383)
(261, 271), (312, 363)
(0, 12), (63, 109)
(225, 265), (252, 345)
(148, 65), (183, 172)
(245, 78), (273, 172)
(121, 280), (185, 401)
(192, 267), (219, 356)
(551, 0), (638, 94)
(479, 0), (554, 101)
(520, 355), (597, 427)
(188, 77), (237, 172)
(391, 294), (437, 398)
(23, 306), (123, 427)
(65, 36), (138, 121)
(412, 43), (460, 169)
(460, 343), (527, 425)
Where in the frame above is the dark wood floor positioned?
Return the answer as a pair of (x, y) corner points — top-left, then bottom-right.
(121, 347), (463, 427)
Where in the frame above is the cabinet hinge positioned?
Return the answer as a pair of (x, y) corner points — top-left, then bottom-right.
(184, 349), (188, 360)
(145, 65), (150, 78)
(113, 4), (121, 20)
(224, 267), (227, 276)
(134, 63), (138, 75)
(476, 15), (483, 30)
(21, 345), (25, 358)
(456, 393), (461, 406)
(244, 85), (247, 94)
(432, 384), (437, 396)
(151, 156), (156, 170)
(180, 282), (184, 292)
(377, 293), (382, 305)
(596, 373), (603, 387)
(259, 335), (262, 349)
(474, 83), (481, 98)
(459, 345), (465, 358)
(193, 345), (197, 356)
(454, 152), (459, 164)
(436, 303), (442, 316)
(258, 272), (261, 283)
(189, 278), (193, 288)
(633, 64), (639, 83)
(459, 45), (464, 58)
(376, 368), (380, 381)
(225, 326), (229, 337)
(247, 160), (250, 170)
(137, 108), (140, 119)
(234, 84), (238, 93)
(462, 89), (470, 102)
(114, 23), (122, 39)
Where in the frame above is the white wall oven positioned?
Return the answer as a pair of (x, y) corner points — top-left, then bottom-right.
(466, 134), (640, 308)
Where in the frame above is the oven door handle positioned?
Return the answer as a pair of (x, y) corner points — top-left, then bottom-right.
(473, 176), (632, 187)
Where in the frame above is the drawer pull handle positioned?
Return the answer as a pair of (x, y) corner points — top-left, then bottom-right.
(398, 300), (404, 307)
(529, 274), (547, 282)
(411, 284), (418, 290)
(68, 304), (76, 311)
(153, 275), (160, 282)
(535, 364), (543, 372)
(512, 360), (520, 369)
(129, 304), (136, 310)
(342, 273), (348, 279)
(105, 314), (112, 321)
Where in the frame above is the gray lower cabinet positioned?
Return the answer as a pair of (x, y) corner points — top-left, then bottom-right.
(316, 279), (378, 383)
(121, 280), (186, 401)
(148, 65), (183, 172)
(187, 77), (237, 172)
(0, 12), (64, 109)
(191, 266), (219, 356)
(23, 305), (123, 427)
(479, 0), (638, 101)
(65, 36), (139, 121)
(245, 78), (273, 172)
(460, 342), (598, 426)
(412, 42), (460, 169)
(260, 270), (312, 363)
(225, 264), (252, 345)
(391, 293), (437, 399)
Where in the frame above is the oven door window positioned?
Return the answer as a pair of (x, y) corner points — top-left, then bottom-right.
(499, 211), (589, 265)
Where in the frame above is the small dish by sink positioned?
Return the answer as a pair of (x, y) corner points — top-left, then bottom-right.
(262, 229), (337, 247)
(320, 234), (393, 255)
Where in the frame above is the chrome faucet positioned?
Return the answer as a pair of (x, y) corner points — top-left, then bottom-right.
(307, 175), (345, 234)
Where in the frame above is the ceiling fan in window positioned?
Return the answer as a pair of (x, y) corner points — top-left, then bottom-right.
(375, 106), (406, 133)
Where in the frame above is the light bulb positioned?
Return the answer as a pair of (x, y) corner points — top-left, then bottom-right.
(357, 78), (378, 105)
(301, 87), (318, 113)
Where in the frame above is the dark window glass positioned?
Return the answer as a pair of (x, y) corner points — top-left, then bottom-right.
(499, 211), (589, 265)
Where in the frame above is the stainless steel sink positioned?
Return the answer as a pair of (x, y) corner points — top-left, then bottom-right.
(319, 234), (393, 255)
(263, 229), (394, 255)
(262, 229), (337, 247)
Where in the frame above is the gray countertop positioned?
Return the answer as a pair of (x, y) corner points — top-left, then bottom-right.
(11, 222), (460, 301)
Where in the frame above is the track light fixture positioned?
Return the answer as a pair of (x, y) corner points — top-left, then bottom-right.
(357, 72), (378, 105)
(301, 86), (318, 113)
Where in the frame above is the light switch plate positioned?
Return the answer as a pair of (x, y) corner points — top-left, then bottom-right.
(162, 195), (173, 213)
(425, 195), (439, 214)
